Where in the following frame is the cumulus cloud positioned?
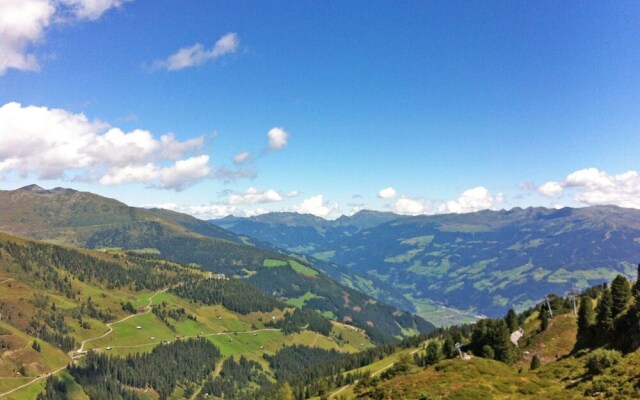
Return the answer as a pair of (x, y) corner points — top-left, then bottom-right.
(150, 202), (278, 220)
(267, 127), (289, 150)
(392, 197), (426, 215)
(233, 151), (251, 165)
(228, 187), (284, 205)
(152, 32), (239, 71)
(378, 187), (397, 199)
(293, 195), (339, 218)
(0, 102), (213, 190)
(538, 181), (563, 197)
(153, 203), (237, 220)
(538, 168), (640, 208)
(438, 186), (500, 214)
(0, 0), (130, 74)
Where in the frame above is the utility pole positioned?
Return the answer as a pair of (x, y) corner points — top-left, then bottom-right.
(544, 295), (554, 319)
(454, 342), (463, 358)
(569, 287), (580, 316)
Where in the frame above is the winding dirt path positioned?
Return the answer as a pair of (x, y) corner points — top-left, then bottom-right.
(0, 287), (168, 398)
(76, 287), (167, 354)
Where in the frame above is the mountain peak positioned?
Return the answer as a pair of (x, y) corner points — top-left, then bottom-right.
(17, 184), (77, 196)
(19, 184), (47, 193)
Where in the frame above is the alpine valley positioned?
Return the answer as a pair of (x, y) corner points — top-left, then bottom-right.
(213, 206), (640, 322)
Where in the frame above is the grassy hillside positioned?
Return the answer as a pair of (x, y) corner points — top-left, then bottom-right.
(310, 275), (640, 400)
(0, 233), (376, 398)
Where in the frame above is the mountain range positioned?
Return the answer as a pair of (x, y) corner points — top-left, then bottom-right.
(0, 185), (433, 342)
(213, 206), (640, 319)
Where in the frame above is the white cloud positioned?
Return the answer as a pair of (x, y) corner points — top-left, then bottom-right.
(438, 186), (498, 214)
(99, 163), (158, 186)
(267, 127), (289, 150)
(228, 187), (284, 205)
(153, 32), (239, 71)
(392, 197), (425, 215)
(153, 203), (237, 220)
(540, 168), (640, 208)
(378, 187), (397, 199)
(538, 181), (563, 197)
(233, 151), (251, 165)
(293, 195), (339, 218)
(0, 102), (212, 190)
(285, 190), (299, 198)
(0, 0), (130, 75)
(0, 0), (54, 73)
(240, 208), (269, 218)
(58, 0), (130, 20)
(156, 155), (212, 190)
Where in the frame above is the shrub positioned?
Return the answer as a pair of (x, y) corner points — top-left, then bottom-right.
(585, 348), (622, 375)
(530, 354), (541, 370)
(481, 345), (495, 359)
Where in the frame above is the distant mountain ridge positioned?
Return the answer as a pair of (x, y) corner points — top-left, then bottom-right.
(0, 185), (434, 341)
(212, 206), (640, 318)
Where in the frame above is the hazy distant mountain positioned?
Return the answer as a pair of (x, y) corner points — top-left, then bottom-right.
(212, 206), (640, 317)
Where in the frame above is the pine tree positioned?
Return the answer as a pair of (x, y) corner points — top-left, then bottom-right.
(442, 335), (455, 359)
(539, 312), (549, 332)
(530, 354), (541, 370)
(610, 275), (631, 318)
(425, 341), (442, 365)
(595, 288), (614, 339)
(577, 295), (595, 344)
(505, 309), (518, 332)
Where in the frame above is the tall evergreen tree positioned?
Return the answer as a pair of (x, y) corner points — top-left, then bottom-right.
(596, 288), (614, 338)
(425, 341), (442, 365)
(611, 275), (631, 318)
(442, 335), (455, 359)
(505, 309), (518, 332)
(539, 311), (549, 332)
(530, 354), (541, 370)
(577, 295), (595, 341)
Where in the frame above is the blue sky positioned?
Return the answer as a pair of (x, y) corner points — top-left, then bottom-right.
(1, 1), (640, 219)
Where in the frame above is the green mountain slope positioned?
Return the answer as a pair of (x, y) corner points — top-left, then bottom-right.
(0, 185), (434, 343)
(212, 206), (640, 318)
(0, 232), (377, 398)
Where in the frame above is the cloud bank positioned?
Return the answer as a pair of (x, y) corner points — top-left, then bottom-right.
(538, 168), (640, 208)
(0, 102), (211, 190)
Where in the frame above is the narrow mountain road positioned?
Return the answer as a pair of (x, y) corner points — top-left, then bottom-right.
(0, 278), (13, 285)
(0, 366), (68, 398)
(76, 287), (167, 354)
(0, 287), (168, 398)
(96, 328), (281, 352)
(329, 348), (421, 399)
